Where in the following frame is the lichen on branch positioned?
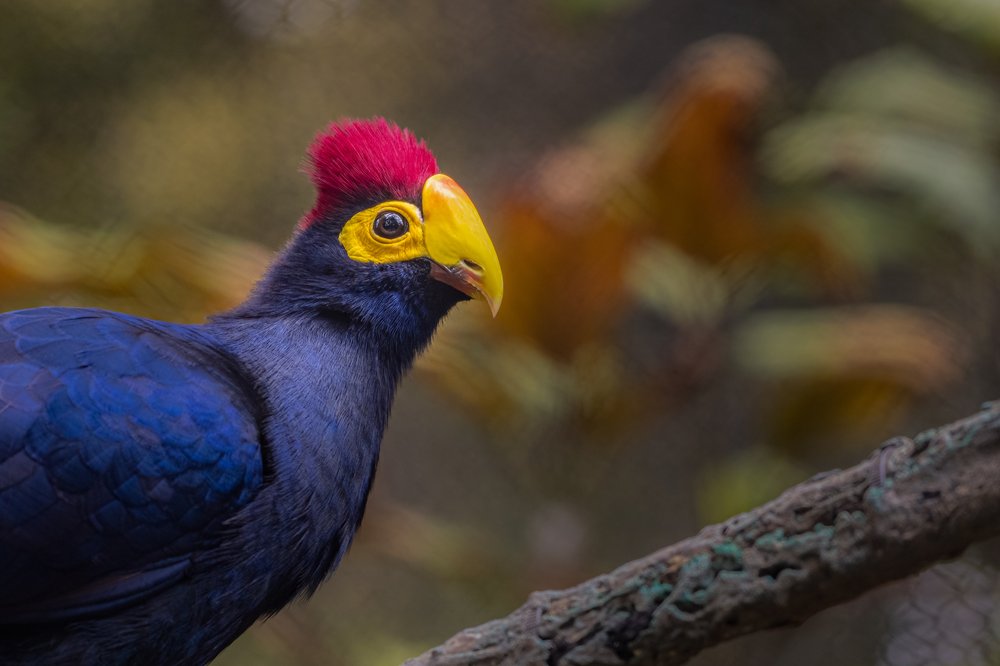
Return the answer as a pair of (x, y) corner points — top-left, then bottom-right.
(405, 403), (1000, 666)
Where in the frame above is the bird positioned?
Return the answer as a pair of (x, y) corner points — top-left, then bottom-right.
(0, 117), (503, 665)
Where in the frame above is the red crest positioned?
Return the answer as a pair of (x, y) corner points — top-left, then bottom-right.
(300, 118), (439, 228)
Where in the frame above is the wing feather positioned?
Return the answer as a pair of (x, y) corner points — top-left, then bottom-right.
(0, 308), (264, 622)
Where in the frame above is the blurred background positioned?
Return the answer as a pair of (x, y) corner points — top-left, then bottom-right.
(2, 0), (1000, 664)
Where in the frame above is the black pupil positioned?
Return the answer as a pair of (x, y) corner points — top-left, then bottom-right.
(374, 211), (408, 239)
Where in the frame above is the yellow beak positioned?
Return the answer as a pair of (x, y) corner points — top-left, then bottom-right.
(422, 174), (504, 316)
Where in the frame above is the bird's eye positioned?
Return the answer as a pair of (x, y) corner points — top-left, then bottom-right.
(372, 210), (409, 240)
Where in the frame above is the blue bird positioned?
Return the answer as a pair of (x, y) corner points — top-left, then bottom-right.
(0, 118), (503, 665)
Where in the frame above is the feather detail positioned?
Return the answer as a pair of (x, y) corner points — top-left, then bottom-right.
(300, 118), (438, 229)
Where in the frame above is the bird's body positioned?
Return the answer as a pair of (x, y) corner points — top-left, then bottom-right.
(0, 119), (502, 664)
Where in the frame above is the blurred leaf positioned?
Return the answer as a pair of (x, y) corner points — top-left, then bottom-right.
(0, 204), (87, 288)
(773, 192), (933, 274)
(636, 35), (779, 263)
(817, 48), (1000, 140)
(761, 49), (1000, 256)
(901, 0), (1000, 55)
(734, 305), (963, 388)
(733, 305), (965, 453)
(697, 447), (807, 523)
(493, 189), (635, 360)
(428, 36), (865, 438)
(764, 119), (1000, 247)
(0, 203), (270, 321)
(625, 240), (743, 326)
(421, 312), (574, 431)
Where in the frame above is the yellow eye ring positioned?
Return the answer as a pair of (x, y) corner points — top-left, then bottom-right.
(340, 200), (426, 264)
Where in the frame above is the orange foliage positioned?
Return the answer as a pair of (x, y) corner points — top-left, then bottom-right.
(492, 36), (857, 365)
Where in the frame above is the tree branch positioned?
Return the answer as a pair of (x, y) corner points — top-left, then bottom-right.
(404, 402), (1000, 666)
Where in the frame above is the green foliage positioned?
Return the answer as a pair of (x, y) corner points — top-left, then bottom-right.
(761, 48), (1000, 258)
(902, 0), (1000, 54)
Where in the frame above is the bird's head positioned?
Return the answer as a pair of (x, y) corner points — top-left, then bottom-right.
(251, 118), (502, 345)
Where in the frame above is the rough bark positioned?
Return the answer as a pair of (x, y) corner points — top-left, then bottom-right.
(404, 402), (1000, 666)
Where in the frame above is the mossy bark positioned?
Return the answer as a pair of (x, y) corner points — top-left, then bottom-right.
(405, 403), (1000, 666)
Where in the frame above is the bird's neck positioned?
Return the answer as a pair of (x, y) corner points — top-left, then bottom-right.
(205, 311), (409, 592)
(209, 309), (410, 464)
(202, 237), (461, 596)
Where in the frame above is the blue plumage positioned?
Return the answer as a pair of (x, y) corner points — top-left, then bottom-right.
(0, 118), (496, 665)
(0, 281), (458, 664)
(0, 309), (263, 622)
